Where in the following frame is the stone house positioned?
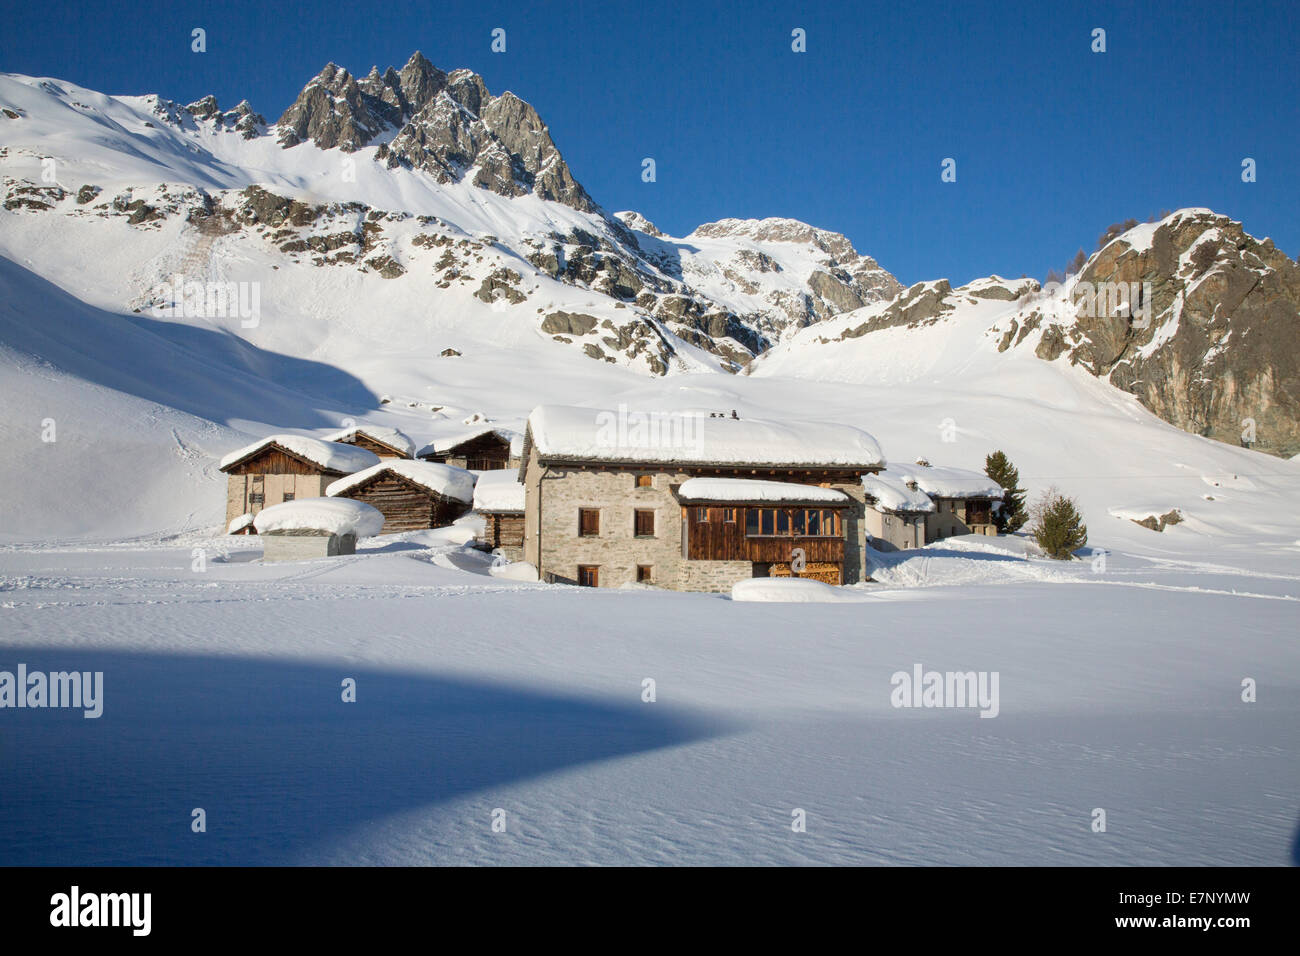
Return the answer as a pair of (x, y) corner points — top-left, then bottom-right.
(417, 427), (521, 470)
(219, 435), (381, 527)
(863, 463), (1003, 546)
(518, 405), (885, 591)
(472, 470), (526, 561)
(326, 460), (476, 534)
(861, 471), (934, 551)
(323, 425), (415, 460)
(905, 463), (1003, 541)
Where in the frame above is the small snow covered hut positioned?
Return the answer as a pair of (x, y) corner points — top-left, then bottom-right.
(323, 425), (415, 460)
(326, 460), (476, 534)
(253, 498), (384, 562)
(472, 470), (526, 560)
(219, 435), (381, 527)
(416, 427), (521, 470)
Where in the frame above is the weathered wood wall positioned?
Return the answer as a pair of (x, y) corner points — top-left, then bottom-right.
(484, 513), (525, 549)
(334, 475), (468, 533)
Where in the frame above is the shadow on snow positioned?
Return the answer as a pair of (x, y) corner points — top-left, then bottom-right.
(0, 647), (728, 864)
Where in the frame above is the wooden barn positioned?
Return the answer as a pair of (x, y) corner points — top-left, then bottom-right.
(417, 427), (521, 471)
(471, 470), (526, 560)
(326, 460), (477, 534)
(219, 435), (381, 528)
(323, 425), (415, 460)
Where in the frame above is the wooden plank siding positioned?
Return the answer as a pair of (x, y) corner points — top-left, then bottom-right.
(483, 513), (525, 550)
(683, 505), (845, 564)
(224, 447), (339, 476)
(424, 432), (512, 470)
(332, 474), (469, 534)
(342, 434), (409, 459)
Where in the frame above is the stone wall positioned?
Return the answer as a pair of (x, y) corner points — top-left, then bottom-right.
(677, 559), (754, 592)
(863, 508), (925, 551)
(225, 473), (331, 526)
(261, 531), (355, 562)
(531, 464), (690, 588)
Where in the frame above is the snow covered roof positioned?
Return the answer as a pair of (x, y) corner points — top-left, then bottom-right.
(677, 477), (849, 505)
(323, 425), (415, 457)
(522, 405), (885, 469)
(862, 472), (937, 514)
(416, 426), (522, 459)
(325, 460), (477, 503)
(227, 512), (256, 533)
(472, 469), (526, 512)
(252, 497), (385, 538)
(219, 434), (381, 474)
(891, 464), (1003, 500)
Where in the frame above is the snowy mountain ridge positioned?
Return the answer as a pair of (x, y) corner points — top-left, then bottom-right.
(0, 64), (1297, 551)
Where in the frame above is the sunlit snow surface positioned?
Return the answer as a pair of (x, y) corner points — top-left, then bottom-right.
(1, 527), (1297, 866)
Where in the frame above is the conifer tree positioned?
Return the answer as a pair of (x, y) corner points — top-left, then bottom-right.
(984, 450), (1027, 533)
(1031, 488), (1088, 559)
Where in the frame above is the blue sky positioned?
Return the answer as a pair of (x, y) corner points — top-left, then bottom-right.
(3, 0), (1297, 285)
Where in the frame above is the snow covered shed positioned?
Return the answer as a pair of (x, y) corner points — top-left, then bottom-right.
(416, 427), (522, 471)
(895, 464), (1003, 541)
(253, 498), (384, 562)
(326, 460), (476, 534)
(861, 471), (935, 551)
(323, 425), (415, 460)
(218, 435), (382, 528)
(471, 469), (526, 560)
(517, 405), (885, 591)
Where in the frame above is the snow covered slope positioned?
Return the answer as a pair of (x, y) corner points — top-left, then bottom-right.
(1, 67), (1297, 565)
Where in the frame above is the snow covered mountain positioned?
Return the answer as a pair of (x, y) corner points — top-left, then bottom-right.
(0, 57), (900, 379)
(1, 61), (1297, 549)
(756, 210), (1300, 459)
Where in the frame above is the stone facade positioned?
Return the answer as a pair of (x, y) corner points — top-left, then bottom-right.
(925, 499), (998, 541)
(522, 445), (872, 591)
(677, 559), (756, 593)
(225, 473), (333, 526)
(862, 508), (927, 551)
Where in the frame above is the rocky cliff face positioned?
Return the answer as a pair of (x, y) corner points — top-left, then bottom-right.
(277, 53), (596, 213)
(997, 211), (1300, 457)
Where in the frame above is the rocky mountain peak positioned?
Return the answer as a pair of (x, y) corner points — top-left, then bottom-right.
(615, 211), (664, 237)
(988, 209), (1300, 456)
(275, 54), (596, 212)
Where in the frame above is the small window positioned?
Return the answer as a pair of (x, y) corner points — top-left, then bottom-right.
(282, 492), (295, 502)
(746, 509), (759, 535)
(807, 510), (821, 535)
(579, 508), (600, 537)
(578, 565), (599, 587)
(723, 508), (736, 523)
(634, 510), (655, 537)
(636, 565), (653, 583)
(695, 507), (708, 522)
(760, 509), (775, 535)
(635, 474), (653, 488)
(776, 510), (789, 535)
(790, 510), (806, 535)
(249, 492), (264, 505)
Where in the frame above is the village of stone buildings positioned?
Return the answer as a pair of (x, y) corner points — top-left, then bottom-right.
(220, 406), (1006, 590)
